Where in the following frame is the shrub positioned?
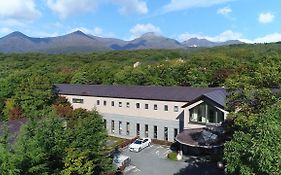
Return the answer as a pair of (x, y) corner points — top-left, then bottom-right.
(167, 152), (177, 161)
(152, 139), (173, 146)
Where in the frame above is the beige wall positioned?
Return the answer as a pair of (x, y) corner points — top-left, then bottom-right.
(62, 94), (187, 121)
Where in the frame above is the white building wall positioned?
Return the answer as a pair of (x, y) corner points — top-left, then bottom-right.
(61, 94), (228, 142)
(62, 94), (186, 142)
(62, 95), (186, 121)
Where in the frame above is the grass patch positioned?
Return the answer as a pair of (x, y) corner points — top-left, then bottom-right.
(106, 136), (126, 151)
(167, 151), (177, 161)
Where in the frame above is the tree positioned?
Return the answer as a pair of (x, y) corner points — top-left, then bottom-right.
(0, 123), (20, 175)
(68, 110), (113, 174)
(14, 116), (67, 175)
(14, 75), (54, 116)
(61, 148), (95, 175)
(224, 103), (281, 175)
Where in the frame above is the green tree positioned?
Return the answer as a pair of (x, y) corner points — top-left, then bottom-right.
(68, 110), (113, 174)
(224, 103), (281, 175)
(61, 148), (95, 175)
(14, 116), (67, 175)
(14, 75), (54, 116)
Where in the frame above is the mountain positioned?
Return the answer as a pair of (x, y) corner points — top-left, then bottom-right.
(182, 37), (244, 48)
(112, 32), (183, 50)
(0, 31), (41, 53)
(0, 31), (245, 53)
(88, 35), (128, 49)
(0, 31), (109, 53)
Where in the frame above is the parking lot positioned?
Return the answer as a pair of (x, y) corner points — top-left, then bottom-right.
(121, 144), (225, 175)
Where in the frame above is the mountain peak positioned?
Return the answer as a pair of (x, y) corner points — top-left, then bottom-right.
(70, 30), (87, 36)
(6, 31), (28, 38)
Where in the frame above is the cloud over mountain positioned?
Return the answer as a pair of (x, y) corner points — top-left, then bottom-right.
(0, 0), (40, 21)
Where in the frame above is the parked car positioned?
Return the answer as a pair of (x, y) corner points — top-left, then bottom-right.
(129, 138), (151, 152)
(113, 153), (131, 172)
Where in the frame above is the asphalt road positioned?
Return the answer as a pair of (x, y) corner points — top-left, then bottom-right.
(122, 144), (225, 175)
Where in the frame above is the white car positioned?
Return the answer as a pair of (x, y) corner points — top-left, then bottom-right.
(129, 138), (151, 152)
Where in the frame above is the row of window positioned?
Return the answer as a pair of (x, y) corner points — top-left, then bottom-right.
(97, 99), (179, 112)
(72, 98), (180, 112)
(106, 119), (178, 141)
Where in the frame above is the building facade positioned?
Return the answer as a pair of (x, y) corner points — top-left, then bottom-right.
(55, 84), (228, 142)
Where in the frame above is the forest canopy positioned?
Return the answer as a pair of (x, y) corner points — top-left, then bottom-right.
(0, 43), (281, 174)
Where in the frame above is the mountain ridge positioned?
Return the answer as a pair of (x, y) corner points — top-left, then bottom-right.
(0, 31), (245, 53)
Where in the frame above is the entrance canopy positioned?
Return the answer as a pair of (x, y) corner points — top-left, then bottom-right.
(175, 127), (224, 149)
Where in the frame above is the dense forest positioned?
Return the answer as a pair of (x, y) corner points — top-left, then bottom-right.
(0, 43), (281, 174)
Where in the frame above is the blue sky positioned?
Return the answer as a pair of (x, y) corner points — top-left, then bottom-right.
(0, 0), (280, 43)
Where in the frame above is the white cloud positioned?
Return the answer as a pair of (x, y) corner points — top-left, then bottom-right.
(28, 31), (59, 38)
(178, 30), (281, 44)
(0, 19), (25, 27)
(178, 32), (205, 41)
(46, 0), (147, 18)
(0, 0), (40, 21)
(0, 27), (13, 35)
(179, 30), (243, 42)
(163, 0), (234, 12)
(130, 23), (161, 39)
(253, 33), (281, 43)
(114, 0), (148, 15)
(46, 0), (99, 19)
(208, 30), (242, 42)
(258, 12), (275, 24)
(68, 26), (114, 37)
(217, 6), (232, 16)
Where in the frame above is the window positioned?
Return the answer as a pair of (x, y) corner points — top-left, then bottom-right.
(145, 104), (149, 109)
(164, 105), (168, 111)
(189, 102), (224, 124)
(103, 100), (107, 106)
(136, 103), (140, 109)
(72, 98), (84, 103)
(164, 127), (168, 141)
(104, 119), (107, 129)
(145, 124), (148, 137)
(174, 106), (179, 112)
(126, 122), (130, 135)
(111, 120), (115, 133)
(154, 104), (158, 110)
(111, 101), (114, 106)
(119, 102), (122, 107)
(136, 123), (140, 136)
(208, 108), (215, 123)
(174, 128), (178, 139)
(126, 102), (130, 108)
(154, 126), (157, 139)
(119, 121), (122, 135)
(97, 100), (100, 105)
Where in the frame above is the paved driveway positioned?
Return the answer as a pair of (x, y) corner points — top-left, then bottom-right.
(122, 144), (225, 175)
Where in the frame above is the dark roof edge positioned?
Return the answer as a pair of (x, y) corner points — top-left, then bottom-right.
(54, 83), (223, 90)
(181, 95), (225, 109)
(58, 92), (191, 102)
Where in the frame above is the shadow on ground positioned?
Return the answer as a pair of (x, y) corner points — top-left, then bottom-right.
(174, 157), (225, 175)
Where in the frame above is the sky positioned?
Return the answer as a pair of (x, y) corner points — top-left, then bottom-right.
(0, 0), (281, 43)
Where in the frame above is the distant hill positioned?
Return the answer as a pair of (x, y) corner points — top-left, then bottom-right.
(0, 31), (245, 53)
(111, 32), (183, 50)
(182, 37), (244, 48)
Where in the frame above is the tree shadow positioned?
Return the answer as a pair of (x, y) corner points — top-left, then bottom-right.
(174, 157), (225, 175)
